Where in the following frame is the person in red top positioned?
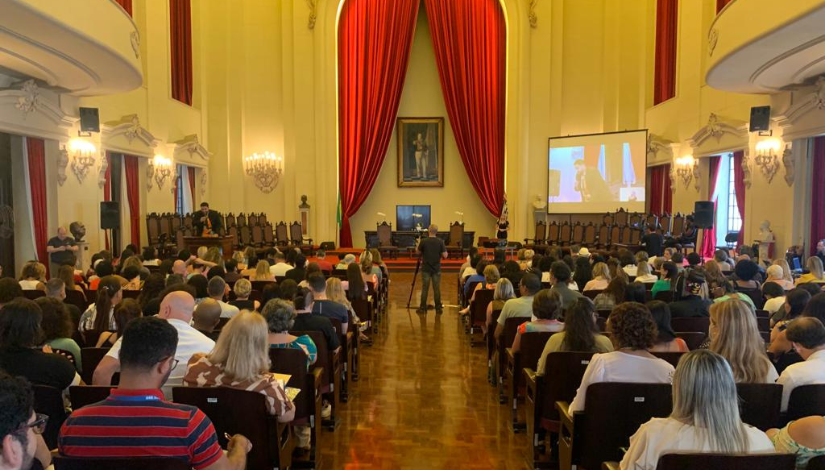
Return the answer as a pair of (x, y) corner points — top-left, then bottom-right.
(58, 316), (251, 469)
(309, 249), (334, 273)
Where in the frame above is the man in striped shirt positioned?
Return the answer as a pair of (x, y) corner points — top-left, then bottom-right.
(59, 317), (250, 469)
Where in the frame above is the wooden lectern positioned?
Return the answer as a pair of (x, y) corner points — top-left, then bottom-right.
(183, 236), (234, 260)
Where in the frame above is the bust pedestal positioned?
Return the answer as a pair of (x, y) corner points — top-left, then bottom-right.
(533, 209), (547, 227)
(299, 207), (310, 242)
(76, 241), (91, 272)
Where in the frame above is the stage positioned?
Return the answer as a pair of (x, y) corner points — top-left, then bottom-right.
(320, 247), (515, 273)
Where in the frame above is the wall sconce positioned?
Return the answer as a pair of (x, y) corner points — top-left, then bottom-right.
(69, 139), (96, 184)
(244, 152), (283, 193)
(153, 155), (173, 190)
(754, 138), (781, 184)
(674, 155), (696, 189)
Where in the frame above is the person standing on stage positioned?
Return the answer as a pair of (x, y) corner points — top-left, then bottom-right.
(46, 226), (78, 277)
(417, 225), (447, 315)
(193, 202), (223, 236)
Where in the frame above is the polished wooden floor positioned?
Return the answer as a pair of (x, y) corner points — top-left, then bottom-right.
(321, 273), (531, 469)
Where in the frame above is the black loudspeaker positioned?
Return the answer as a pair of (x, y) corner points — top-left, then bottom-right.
(749, 106), (771, 132)
(548, 169), (561, 198)
(100, 202), (120, 230)
(79, 107), (100, 133)
(694, 201), (714, 229)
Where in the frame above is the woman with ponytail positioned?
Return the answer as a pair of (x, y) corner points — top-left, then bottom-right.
(79, 276), (122, 346)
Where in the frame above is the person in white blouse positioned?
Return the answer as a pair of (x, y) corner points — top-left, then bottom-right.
(778, 317), (825, 411)
(583, 262), (610, 292)
(619, 350), (775, 470)
(568, 302), (674, 412)
(709, 299), (778, 384)
(633, 261), (659, 284)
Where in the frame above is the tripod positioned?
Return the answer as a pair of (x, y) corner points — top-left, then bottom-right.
(406, 252), (422, 309)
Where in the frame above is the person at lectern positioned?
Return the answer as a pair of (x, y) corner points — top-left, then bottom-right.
(573, 159), (612, 202)
(193, 202), (223, 236)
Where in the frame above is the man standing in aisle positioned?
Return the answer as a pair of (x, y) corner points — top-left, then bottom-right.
(417, 225), (447, 315)
(46, 226), (78, 278)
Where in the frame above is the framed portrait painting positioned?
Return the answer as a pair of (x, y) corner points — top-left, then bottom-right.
(397, 117), (444, 187)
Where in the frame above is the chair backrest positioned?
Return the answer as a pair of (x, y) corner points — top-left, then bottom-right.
(251, 280), (275, 293)
(651, 351), (685, 368)
(259, 213), (268, 226)
(170, 214), (181, 233)
(275, 222), (289, 244)
(239, 225), (251, 245)
(269, 347), (313, 421)
(660, 213), (671, 233)
(610, 225), (622, 244)
(172, 387), (286, 470)
(23, 290), (45, 300)
(674, 332), (706, 350)
(158, 215), (171, 241)
(248, 213), (259, 227)
(575, 382), (672, 470)
(263, 223), (275, 244)
(53, 456), (192, 470)
(670, 316), (709, 334)
(547, 222), (560, 244)
(582, 290), (601, 300)
(559, 222), (572, 244)
(621, 225), (632, 244)
(656, 453), (796, 470)
(628, 227), (642, 244)
(734, 287), (766, 310)
(449, 222), (464, 246)
(808, 455), (825, 470)
(64, 289), (90, 311)
(541, 352), (594, 425)
(654, 290), (673, 302)
(237, 213), (247, 226)
(470, 289), (494, 327)
(69, 385), (112, 410)
(146, 213), (160, 244)
(518, 332), (554, 372)
(80, 347), (111, 384)
(534, 221), (547, 242)
(583, 223), (597, 245)
(182, 213), (194, 228)
(32, 384), (67, 449)
(603, 213), (615, 226)
(615, 209), (628, 226)
(251, 224), (263, 244)
(645, 213), (658, 228)
(571, 222), (584, 245)
(736, 383), (782, 430)
(597, 224), (610, 245)
(672, 214), (685, 237)
(290, 222), (303, 244)
(787, 384), (825, 421)
(291, 330), (331, 392)
(225, 212), (236, 228)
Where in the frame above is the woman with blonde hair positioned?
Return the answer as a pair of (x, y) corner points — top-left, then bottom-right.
(232, 250), (248, 271)
(765, 264), (794, 291)
(460, 264), (501, 315)
(254, 260), (275, 281)
(709, 299), (778, 383)
(327, 277), (371, 343)
(583, 262), (610, 291)
(620, 350), (774, 469)
(57, 264), (85, 295)
(704, 260), (733, 297)
(184, 311), (295, 422)
(484, 278), (515, 335)
(202, 246), (224, 269)
(18, 262), (46, 291)
(359, 251), (378, 289)
(797, 257), (825, 285)
(634, 261), (658, 283)
(368, 248), (386, 281)
(774, 259), (795, 283)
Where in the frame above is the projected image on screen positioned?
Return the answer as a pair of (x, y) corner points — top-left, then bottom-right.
(547, 130), (647, 214)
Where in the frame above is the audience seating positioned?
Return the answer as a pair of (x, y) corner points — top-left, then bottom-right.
(292, 330), (340, 430)
(64, 289), (90, 311)
(173, 387), (293, 470)
(504, 332), (553, 431)
(495, 317), (530, 403)
(674, 332), (706, 350)
(736, 383), (782, 430)
(670, 317), (709, 334)
(32, 384), (67, 449)
(558, 382), (672, 470)
(651, 352), (684, 368)
(807, 456), (825, 470)
(653, 291), (674, 302)
(53, 456), (192, 470)
(785, 384), (825, 422)
(80, 347), (110, 384)
(69, 385), (112, 410)
(22, 290), (45, 300)
(652, 453), (796, 470)
(329, 318), (353, 403)
(468, 289), (494, 345)
(486, 309), (503, 370)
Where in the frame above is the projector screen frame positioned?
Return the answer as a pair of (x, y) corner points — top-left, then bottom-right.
(546, 129), (649, 215)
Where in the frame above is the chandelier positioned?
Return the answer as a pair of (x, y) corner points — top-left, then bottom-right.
(244, 152), (283, 193)
(153, 155), (173, 190)
(674, 155), (696, 189)
(69, 139), (96, 184)
(754, 138), (781, 184)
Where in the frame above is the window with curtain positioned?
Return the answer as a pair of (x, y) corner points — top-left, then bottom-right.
(726, 153), (742, 235)
(654, 0), (678, 105)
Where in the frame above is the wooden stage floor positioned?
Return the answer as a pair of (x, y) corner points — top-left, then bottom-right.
(320, 272), (531, 469)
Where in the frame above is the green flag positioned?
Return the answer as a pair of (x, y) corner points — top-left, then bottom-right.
(336, 192), (342, 227)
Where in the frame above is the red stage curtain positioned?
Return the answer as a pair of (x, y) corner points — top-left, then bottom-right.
(648, 166), (663, 215)
(811, 137), (825, 254)
(662, 164), (672, 214)
(716, 0), (732, 13)
(170, 0), (193, 105)
(337, 0), (420, 247)
(115, 0), (133, 16)
(26, 138), (49, 276)
(700, 156), (721, 258)
(733, 151), (746, 248)
(123, 155), (141, 248)
(654, 0), (678, 105)
(425, 0), (506, 218)
(188, 166), (196, 205)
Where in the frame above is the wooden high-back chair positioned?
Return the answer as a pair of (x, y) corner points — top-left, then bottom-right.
(736, 383), (782, 430)
(786, 384), (825, 422)
(654, 453), (795, 470)
(53, 456), (192, 470)
(269, 347), (323, 453)
(547, 221), (560, 246)
(504, 331), (554, 430)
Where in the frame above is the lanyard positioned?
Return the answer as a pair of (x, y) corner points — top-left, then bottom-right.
(112, 395), (161, 402)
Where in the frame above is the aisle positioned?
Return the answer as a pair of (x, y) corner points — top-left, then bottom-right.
(321, 273), (531, 469)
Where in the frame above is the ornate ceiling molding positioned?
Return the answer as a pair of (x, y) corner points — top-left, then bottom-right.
(646, 134), (674, 160)
(0, 79), (76, 129)
(102, 114), (157, 153)
(173, 134), (211, 161)
(306, 0), (317, 29)
(528, 0), (538, 28)
(774, 76), (825, 130)
(782, 146), (795, 187)
(200, 170), (208, 196)
(687, 113), (747, 149)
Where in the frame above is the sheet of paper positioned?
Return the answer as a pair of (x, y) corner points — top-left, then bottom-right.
(285, 387), (301, 401)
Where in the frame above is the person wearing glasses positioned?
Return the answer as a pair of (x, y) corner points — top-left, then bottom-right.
(60, 317), (251, 469)
(0, 372), (52, 470)
(92, 291), (215, 399)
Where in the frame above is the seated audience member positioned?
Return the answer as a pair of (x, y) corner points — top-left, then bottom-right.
(185, 311), (295, 422)
(797, 257), (825, 286)
(712, 290), (757, 312)
(714, 249), (733, 271)
(254, 260), (275, 281)
(568, 302), (674, 412)
(17, 262), (45, 291)
(57, 264), (85, 295)
(335, 253), (356, 271)
(459, 250), (479, 279)
(647, 301), (688, 353)
(460, 265), (500, 315)
(620, 350), (774, 470)
(224, 259), (241, 283)
(762, 282), (787, 315)
(583, 262), (610, 292)
(326, 277), (369, 343)
(206, 266), (226, 280)
(500, 260), (524, 290)
(92, 291), (215, 399)
(368, 249), (385, 281)
(121, 256), (149, 282)
(171, 259), (188, 277)
(772, 288), (811, 329)
(187, 274), (209, 302)
(0, 299), (79, 391)
(229, 278), (258, 311)
(594, 277), (627, 311)
(60, 316), (250, 469)
(88, 260), (122, 291)
(494, 274), (542, 342)
(709, 299), (778, 383)
(308, 273), (349, 334)
(463, 258), (488, 299)
(775, 258), (797, 282)
(0, 372), (52, 470)
(44, 279), (81, 326)
(345, 263), (367, 301)
(651, 262), (678, 298)
(607, 258), (629, 283)
(533, 256), (552, 283)
(206, 276), (239, 318)
(292, 288), (340, 351)
(269, 252), (292, 277)
(733, 259), (762, 292)
(166, 273), (185, 287)
(312, 249), (334, 272)
(765, 264), (795, 291)
(522, 249), (536, 270)
(276, 279), (297, 302)
(141, 246), (159, 266)
(671, 252), (685, 269)
(641, 225), (664, 257)
(768, 290), (814, 375)
(624, 283), (647, 304)
(778, 317), (825, 411)
(137, 273), (166, 317)
(192, 299), (222, 341)
(573, 256), (593, 292)
(634, 261), (658, 283)
(549, 261), (583, 309)
(704, 260), (733, 298)
(38, 297), (82, 371)
(96, 298), (142, 348)
(768, 417), (825, 469)
(0, 277), (23, 308)
(669, 271), (712, 318)
(619, 251), (638, 277)
(512, 290), (565, 353)
(686, 252), (702, 269)
(660, 247), (675, 263)
(79, 276), (122, 345)
(120, 265), (142, 291)
(264, 299), (318, 367)
(537, 297), (613, 375)
(285, 254), (307, 284)
(485, 278), (516, 335)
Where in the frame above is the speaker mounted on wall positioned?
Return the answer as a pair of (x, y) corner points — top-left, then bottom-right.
(79, 107), (100, 134)
(694, 201), (714, 229)
(100, 201), (120, 230)
(749, 106), (771, 133)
